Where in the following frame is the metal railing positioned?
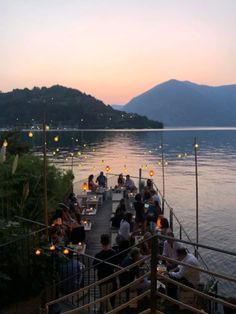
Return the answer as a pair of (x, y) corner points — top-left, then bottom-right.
(43, 234), (236, 314)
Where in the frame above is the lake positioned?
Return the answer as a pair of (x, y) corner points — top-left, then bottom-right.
(22, 127), (236, 296)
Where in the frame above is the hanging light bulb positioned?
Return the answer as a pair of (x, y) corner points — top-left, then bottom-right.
(54, 135), (59, 142)
(149, 170), (155, 177)
(63, 248), (69, 255)
(28, 131), (33, 138)
(3, 140), (8, 147)
(35, 249), (41, 256)
(49, 244), (56, 251)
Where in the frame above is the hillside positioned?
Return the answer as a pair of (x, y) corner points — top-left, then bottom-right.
(0, 85), (163, 129)
(122, 80), (236, 127)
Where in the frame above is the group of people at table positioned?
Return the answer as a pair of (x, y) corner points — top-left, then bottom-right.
(49, 172), (201, 311)
(96, 175), (201, 310)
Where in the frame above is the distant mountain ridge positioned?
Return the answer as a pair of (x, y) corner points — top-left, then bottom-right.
(0, 85), (163, 129)
(122, 79), (236, 126)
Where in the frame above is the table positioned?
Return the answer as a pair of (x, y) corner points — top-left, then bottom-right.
(82, 207), (97, 216)
(67, 243), (86, 255)
(86, 194), (103, 210)
(81, 219), (92, 231)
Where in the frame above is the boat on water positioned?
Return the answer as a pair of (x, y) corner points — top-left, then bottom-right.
(1, 170), (236, 314)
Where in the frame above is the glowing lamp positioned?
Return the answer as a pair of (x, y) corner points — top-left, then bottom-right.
(105, 165), (110, 172)
(28, 131), (33, 138)
(49, 244), (56, 251)
(82, 182), (88, 192)
(63, 248), (69, 255)
(157, 217), (161, 228)
(149, 170), (154, 177)
(35, 249), (41, 256)
(3, 140), (8, 147)
(194, 143), (199, 149)
(54, 135), (59, 142)
(45, 125), (50, 131)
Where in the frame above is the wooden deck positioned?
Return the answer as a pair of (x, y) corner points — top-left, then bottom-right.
(84, 197), (113, 257)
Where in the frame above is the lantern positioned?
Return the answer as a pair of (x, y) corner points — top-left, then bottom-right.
(49, 244), (56, 251)
(35, 249), (41, 256)
(82, 182), (88, 192)
(149, 170), (154, 177)
(105, 165), (111, 172)
(63, 248), (69, 255)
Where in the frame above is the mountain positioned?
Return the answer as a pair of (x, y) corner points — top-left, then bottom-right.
(111, 104), (123, 111)
(0, 85), (163, 129)
(123, 79), (236, 126)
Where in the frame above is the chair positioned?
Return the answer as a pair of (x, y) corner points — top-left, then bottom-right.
(70, 226), (86, 244)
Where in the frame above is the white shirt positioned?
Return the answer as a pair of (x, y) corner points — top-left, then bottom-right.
(118, 219), (131, 241)
(125, 178), (136, 189)
(169, 253), (200, 288)
(162, 240), (183, 260)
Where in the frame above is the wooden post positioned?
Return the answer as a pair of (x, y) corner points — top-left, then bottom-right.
(150, 234), (158, 313)
(194, 137), (199, 256)
(43, 117), (49, 240)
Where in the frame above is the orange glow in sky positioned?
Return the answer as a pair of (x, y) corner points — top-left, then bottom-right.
(1, 0), (236, 104)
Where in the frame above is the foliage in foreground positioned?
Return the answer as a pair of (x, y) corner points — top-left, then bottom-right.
(0, 153), (74, 223)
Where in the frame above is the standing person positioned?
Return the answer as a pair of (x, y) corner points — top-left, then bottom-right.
(96, 171), (107, 188)
(88, 174), (98, 192)
(116, 212), (133, 247)
(93, 234), (117, 313)
(59, 250), (81, 294)
(133, 193), (146, 233)
(119, 248), (141, 301)
(167, 247), (200, 299)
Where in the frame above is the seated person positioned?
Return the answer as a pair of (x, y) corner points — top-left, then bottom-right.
(162, 231), (183, 270)
(88, 174), (98, 192)
(117, 173), (125, 188)
(167, 247), (200, 299)
(67, 193), (83, 216)
(96, 171), (107, 188)
(125, 175), (137, 192)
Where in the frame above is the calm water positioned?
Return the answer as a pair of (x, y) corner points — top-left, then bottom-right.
(25, 128), (236, 295)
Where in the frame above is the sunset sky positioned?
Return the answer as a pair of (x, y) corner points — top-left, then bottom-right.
(1, 0), (236, 104)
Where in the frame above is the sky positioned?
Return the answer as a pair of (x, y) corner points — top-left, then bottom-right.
(1, 0), (236, 104)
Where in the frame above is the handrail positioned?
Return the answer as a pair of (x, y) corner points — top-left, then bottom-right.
(0, 226), (48, 248)
(43, 233), (236, 313)
(152, 180), (212, 274)
(15, 215), (46, 227)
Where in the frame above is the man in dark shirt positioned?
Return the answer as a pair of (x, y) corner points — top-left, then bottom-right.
(93, 234), (117, 312)
(96, 171), (107, 188)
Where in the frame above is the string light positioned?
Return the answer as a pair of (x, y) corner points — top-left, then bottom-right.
(63, 248), (69, 255)
(35, 249), (41, 256)
(149, 170), (154, 177)
(49, 244), (56, 251)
